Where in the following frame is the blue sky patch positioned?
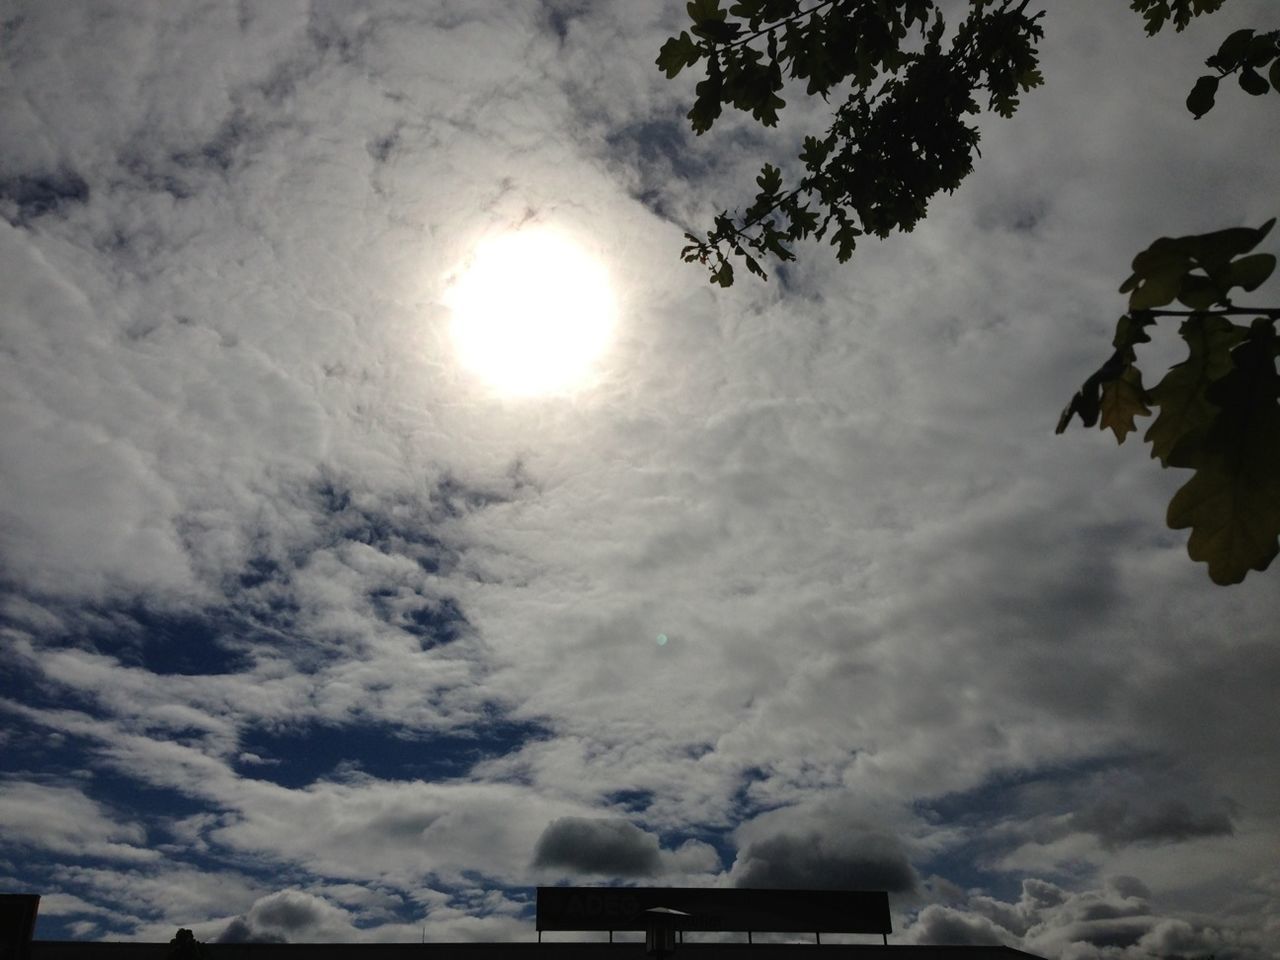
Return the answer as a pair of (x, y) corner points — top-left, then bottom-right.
(235, 717), (550, 787)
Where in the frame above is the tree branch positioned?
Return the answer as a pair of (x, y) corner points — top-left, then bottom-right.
(1135, 307), (1280, 318)
(711, 0), (840, 53)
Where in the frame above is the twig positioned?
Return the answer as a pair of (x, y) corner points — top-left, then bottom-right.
(1134, 307), (1280, 318)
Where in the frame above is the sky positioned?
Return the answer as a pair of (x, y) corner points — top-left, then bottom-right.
(2, 1), (1279, 957)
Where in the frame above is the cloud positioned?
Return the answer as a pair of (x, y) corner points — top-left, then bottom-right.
(0, 169), (90, 226)
(1068, 798), (1234, 849)
(901, 885), (1198, 957)
(905, 876), (1263, 959)
(1, 0), (1279, 953)
(217, 890), (352, 944)
(532, 817), (662, 877)
(951, 758), (1244, 879)
(909, 905), (1016, 948)
(216, 918), (285, 945)
(212, 886), (530, 945)
(41, 863), (263, 936)
(729, 816), (918, 894)
(0, 781), (157, 864)
(200, 779), (610, 888)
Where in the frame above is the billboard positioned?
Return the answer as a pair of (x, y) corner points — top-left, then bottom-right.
(536, 887), (891, 935)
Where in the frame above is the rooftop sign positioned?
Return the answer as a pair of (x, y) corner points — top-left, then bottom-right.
(535, 887), (891, 935)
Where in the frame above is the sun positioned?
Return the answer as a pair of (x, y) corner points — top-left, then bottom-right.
(445, 227), (616, 396)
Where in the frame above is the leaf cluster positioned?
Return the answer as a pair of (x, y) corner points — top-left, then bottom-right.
(1185, 27), (1280, 118)
(1129, 0), (1226, 36)
(1058, 222), (1280, 584)
(657, 0), (1280, 584)
(657, 0), (1046, 285)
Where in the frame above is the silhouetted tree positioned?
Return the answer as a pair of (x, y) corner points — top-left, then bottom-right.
(658, 0), (1279, 584)
(167, 929), (208, 960)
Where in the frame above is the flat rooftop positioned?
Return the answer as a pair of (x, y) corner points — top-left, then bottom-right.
(31, 943), (1044, 960)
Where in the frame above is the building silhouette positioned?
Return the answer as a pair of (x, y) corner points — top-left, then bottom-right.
(3, 890), (1044, 960)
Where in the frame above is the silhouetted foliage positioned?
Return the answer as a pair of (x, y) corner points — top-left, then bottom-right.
(167, 929), (208, 960)
(657, 0), (1045, 286)
(658, 0), (1279, 583)
(1057, 222), (1280, 585)
(1057, 6), (1280, 585)
(1130, 0), (1226, 36)
(1185, 26), (1280, 117)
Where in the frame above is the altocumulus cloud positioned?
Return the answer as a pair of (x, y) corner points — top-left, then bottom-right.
(0, 781), (156, 864)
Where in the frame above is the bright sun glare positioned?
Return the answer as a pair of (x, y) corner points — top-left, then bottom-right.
(446, 227), (616, 396)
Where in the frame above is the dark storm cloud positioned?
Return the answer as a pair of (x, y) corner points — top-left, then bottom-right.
(539, 0), (587, 43)
(731, 827), (917, 894)
(1069, 797), (1234, 848)
(217, 890), (352, 943)
(930, 755), (1236, 866)
(216, 918), (286, 944)
(910, 905), (1011, 947)
(0, 169), (89, 225)
(254, 892), (327, 932)
(532, 817), (662, 877)
(1056, 917), (1152, 950)
(905, 876), (1246, 958)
